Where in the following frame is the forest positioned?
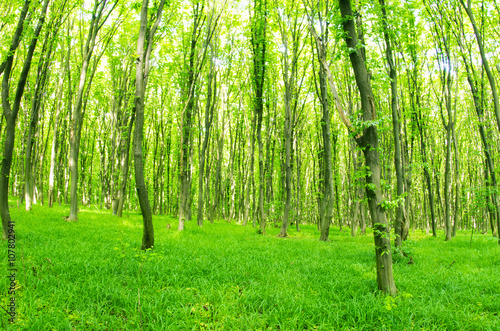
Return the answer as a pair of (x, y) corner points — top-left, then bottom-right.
(1, 0), (500, 329)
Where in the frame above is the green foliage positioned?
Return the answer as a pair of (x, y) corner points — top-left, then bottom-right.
(379, 192), (407, 212)
(392, 240), (415, 264)
(350, 115), (390, 136)
(1, 204), (499, 330)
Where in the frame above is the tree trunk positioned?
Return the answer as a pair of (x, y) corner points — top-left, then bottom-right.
(1, 0), (48, 239)
(198, 56), (216, 226)
(134, 0), (165, 249)
(460, 0), (500, 134)
(48, 56), (66, 208)
(338, 0), (396, 295)
(277, 6), (302, 237)
(25, 28), (55, 211)
(244, 113), (256, 226)
(69, 0), (113, 221)
(379, 0), (405, 248)
(178, 2), (216, 230)
(250, 0), (268, 234)
(457, 28), (500, 240)
(452, 126), (460, 237)
(308, 9), (334, 242)
(117, 109), (135, 217)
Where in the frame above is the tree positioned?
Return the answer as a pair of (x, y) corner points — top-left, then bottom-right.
(68, 0), (118, 221)
(250, 0), (268, 234)
(425, 0), (457, 241)
(1, 0), (49, 239)
(178, 1), (218, 231)
(451, 3), (500, 241)
(305, 0), (335, 242)
(134, 0), (166, 249)
(310, 0), (397, 295)
(378, 0), (406, 247)
(460, 0), (500, 134)
(276, 0), (305, 238)
(197, 44), (217, 226)
(25, 0), (68, 211)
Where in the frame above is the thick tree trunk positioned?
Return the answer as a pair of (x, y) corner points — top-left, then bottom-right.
(1, 0), (48, 239)
(339, 0), (396, 295)
(178, 84), (195, 230)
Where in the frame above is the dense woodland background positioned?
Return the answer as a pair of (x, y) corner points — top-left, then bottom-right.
(1, 0), (500, 285)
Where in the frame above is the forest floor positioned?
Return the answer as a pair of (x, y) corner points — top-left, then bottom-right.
(1, 202), (499, 330)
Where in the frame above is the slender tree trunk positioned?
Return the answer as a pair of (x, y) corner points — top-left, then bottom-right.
(457, 29), (500, 240)
(250, 0), (268, 234)
(134, 0), (165, 249)
(379, 0), (405, 247)
(308, 11), (334, 242)
(211, 105), (225, 223)
(296, 139), (301, 232)
(25, 29), (54, 211)
(277, 7), (302, 237)
(178, 2), (216, 230)
(69, 0), (113, 221)
(48, 58), (66, 208)
(460, 0), (500, 134)
(452, 127), (460, 236)
(244, 114), (256, 226)
(198, 56), (216, 226)
(415, 98), (436, 236)
(117, 110), (135, 217)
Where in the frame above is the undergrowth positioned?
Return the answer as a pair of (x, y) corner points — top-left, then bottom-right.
(1, 202), (499, 330)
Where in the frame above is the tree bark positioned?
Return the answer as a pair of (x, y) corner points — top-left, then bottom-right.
(277, 3), (302, 238)
(458, 41), (500, 239)
(0, 0), (30, 77)
(379, 0), (405, 248)
(250, 0), (268, 234)
(117, 109), (135, 217)
(338, 0), (397, 295)
(25, 21), (59, 210)
(460, 0), (500, 134)
(307, 6), (334, 242)
(1, 0), (48, 239)
(69, 0), (115, 221)
(134, 0), (165, 249)
(178, 2), (217, 230)
(48, 50), (67, 208)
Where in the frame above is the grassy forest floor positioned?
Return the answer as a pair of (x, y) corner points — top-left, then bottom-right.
(1, 202), (499, 330)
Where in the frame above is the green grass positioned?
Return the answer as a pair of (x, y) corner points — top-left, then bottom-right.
(1, 202), (500, 330)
